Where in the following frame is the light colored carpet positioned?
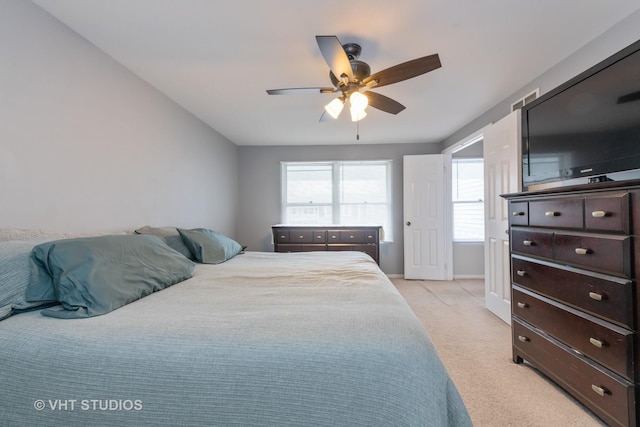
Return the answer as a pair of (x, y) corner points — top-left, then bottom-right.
(392, 278), (606, 427)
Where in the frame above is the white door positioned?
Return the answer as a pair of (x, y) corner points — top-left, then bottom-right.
(483, 111), (521, 324)
(403, 154), (452, 280)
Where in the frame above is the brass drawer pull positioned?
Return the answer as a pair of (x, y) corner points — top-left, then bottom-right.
(512, 211), (525, 216)
(545, 211), (558, 217)
(589, 338), (604, 348)
(517, 302), (528, 309)
(518, 335), (529, 343)
(516, 270), (527, 277)
(591, 385), (608, 397)
(591, 210), (607, 218)
(588, 292), (603, 301)
(575, 248), (589, 255)
(523, 240), (533, 246)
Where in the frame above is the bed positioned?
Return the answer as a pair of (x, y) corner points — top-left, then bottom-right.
(0, 231), (471, 427)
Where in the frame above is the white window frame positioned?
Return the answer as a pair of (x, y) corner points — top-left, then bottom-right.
(451, 158), (485, 242)
(281, 160), (393, 241)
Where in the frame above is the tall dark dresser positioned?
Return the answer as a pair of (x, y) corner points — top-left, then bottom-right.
(504, 180), (640, 426)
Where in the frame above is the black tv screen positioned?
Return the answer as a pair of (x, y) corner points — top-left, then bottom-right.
(522, 39), (640, 189)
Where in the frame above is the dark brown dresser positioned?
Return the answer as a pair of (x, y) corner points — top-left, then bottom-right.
(272, 225), (381, 265)
(504, 180), (640, 426)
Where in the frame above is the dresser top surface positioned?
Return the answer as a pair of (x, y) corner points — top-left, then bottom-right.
(502, 178), (640, 199)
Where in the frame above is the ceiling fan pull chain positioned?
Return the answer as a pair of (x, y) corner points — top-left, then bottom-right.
(356, 119), (360, 141)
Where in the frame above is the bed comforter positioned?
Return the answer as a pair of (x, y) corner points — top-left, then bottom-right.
(0, 251), (471, 426)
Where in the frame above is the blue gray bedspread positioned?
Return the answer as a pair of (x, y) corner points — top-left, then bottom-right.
(0, 251), (471, 426)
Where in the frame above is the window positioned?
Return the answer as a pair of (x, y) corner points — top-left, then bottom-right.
(452, 158), (484, 241)
(282, 161), (392, 240)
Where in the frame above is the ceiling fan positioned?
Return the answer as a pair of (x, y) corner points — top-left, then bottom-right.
(266, 35), (441, 122)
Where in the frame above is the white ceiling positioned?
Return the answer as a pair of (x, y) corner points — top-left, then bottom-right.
(32, 0), (640, 146)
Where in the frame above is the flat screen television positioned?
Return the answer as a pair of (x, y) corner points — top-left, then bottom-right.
(522, 39), (640, 190)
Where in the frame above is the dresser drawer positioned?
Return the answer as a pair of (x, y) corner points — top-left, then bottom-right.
(327, 231), (340, 243)
(511, 256), (634, 328)
(554, 232), (631, 277)
(328, 243), (377, 259)
(286, 230), (314, 243)
(328, 230), (366, 243)
(511, 228), (553, 259)
(364, 230), (379, 243)
(311, 230), (326, 243)
(513, 318), (636, 427)
(513, 286), (634, 380)
(275, 244), (326, 252)
(357, 244), (378, 261)
(585, 192), (630, 233)
(340, 230), (365, 243)
(274, 230), (290, 243)
(529, 198), (584, 229)
(509, 201), (529, 226)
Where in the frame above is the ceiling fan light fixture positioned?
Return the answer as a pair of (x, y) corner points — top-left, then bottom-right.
(266, 35), (441, 126)
(349, 91), (368, 110)
(324, 97), (345, 119)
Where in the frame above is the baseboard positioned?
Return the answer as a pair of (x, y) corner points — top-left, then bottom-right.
(387, 274), (485, 280)
(387, 274), (484, 280)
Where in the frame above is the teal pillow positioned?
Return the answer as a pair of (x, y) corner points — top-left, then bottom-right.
(0, 241), (56, 321)
(27, 235), (195, 318)
(134, 226), (195, 260)
(178, 228), (243, 264)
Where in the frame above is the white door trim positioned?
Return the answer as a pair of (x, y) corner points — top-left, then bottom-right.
(442, 131), (485, 155)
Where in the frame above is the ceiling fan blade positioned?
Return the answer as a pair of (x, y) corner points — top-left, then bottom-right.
(363, 54), (441, 88)
(319, 110), (332, 122)
(316, 35), (354, 83)
(267, 87), (335, 95)
(365, 91), (406, 114)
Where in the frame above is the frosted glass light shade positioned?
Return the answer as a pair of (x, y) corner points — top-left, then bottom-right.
(324, 98), (344, 119)
(350, 106), (367, 122)
(349, 91), (368, 110)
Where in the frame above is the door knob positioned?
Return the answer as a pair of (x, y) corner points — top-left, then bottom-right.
(406, 221), (411, 226)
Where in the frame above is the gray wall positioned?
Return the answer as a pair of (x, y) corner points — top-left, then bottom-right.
(452, 243), (484, 279)
(237, 143), (439, 274)
(0, 1), (238, 236)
